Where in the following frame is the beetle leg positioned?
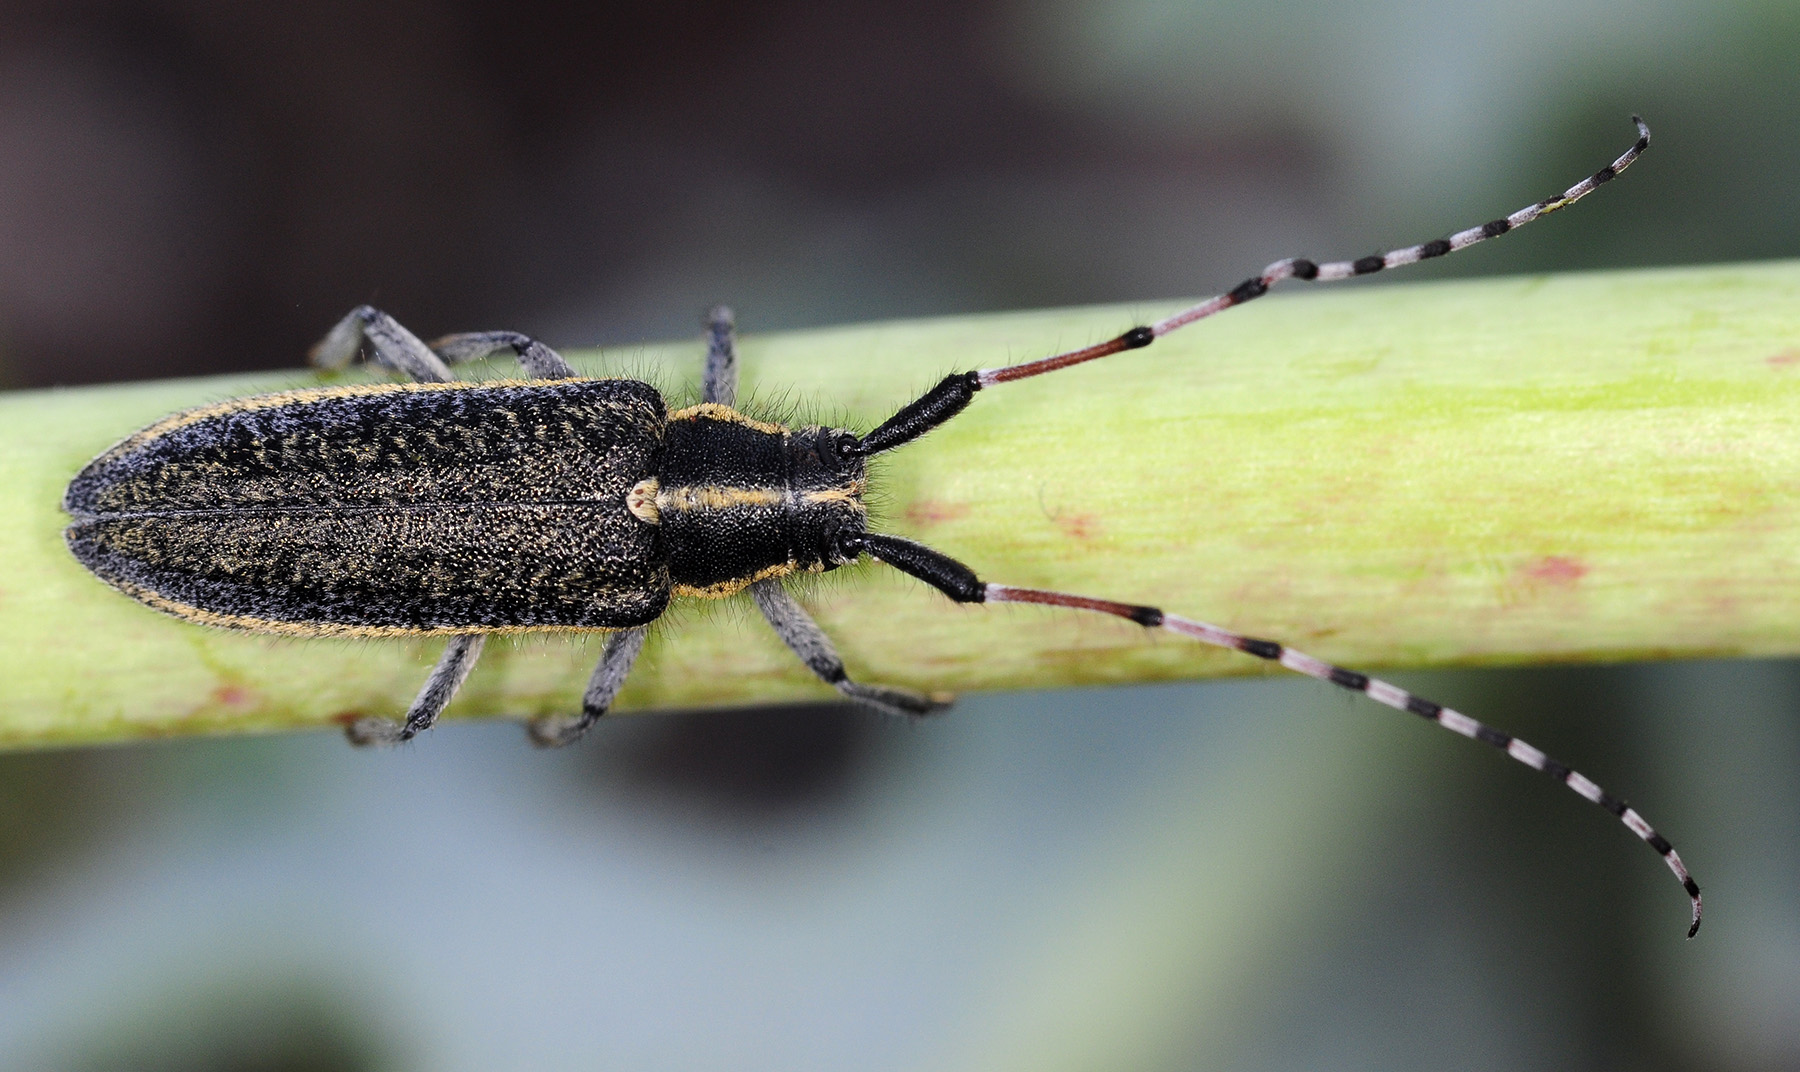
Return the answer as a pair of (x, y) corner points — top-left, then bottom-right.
(750, 579), (948, 717)
(426, 331), (578, 380)
(310, 306), (580, 383)
(701, 305), (737, 405)
(526, 627), (649, 747)
(347, 634), (487, 746)
(309, 305), (456, 383)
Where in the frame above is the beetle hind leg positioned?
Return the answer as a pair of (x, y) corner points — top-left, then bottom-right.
(309, 305), (577, 383)
(427, 331), (578, 380)
(527, 627), (649, 748)
(310, 305), (456, 384)
(347, 635), (487, 746)
(751, 580), (948, 718)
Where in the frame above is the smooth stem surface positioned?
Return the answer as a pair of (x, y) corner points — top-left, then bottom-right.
(3, 261), (1800, 748)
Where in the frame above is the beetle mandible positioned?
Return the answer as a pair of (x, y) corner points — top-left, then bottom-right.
(62, 118), (1701, 936)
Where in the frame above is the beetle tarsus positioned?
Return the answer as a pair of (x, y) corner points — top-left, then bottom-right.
(345, 716), (408, 747)
(525, 714), (590, 749)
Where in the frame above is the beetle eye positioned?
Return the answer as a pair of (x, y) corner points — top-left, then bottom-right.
(833, 530), (866, 562)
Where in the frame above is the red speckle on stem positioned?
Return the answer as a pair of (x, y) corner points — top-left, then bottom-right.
(1055, 513), (1101, 541)
(905, 500), (970, 526)
(212, 685), (251, 706)
(1766, 349), (1800, 367)
(330, 711), (365, 726)
(1524, 555), (1588, 587)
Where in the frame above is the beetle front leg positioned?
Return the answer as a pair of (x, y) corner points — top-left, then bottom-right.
(347, 634), (486, 746)
(701, 305), (737, 405)
(750, 581), (948, 717)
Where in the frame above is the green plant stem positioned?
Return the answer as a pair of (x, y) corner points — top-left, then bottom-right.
(4, 261), (1799, 748)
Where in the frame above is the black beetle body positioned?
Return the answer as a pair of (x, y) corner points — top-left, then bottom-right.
(64, 379), (867, 636)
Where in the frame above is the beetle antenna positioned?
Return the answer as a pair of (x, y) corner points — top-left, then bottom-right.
(855, 117), (1650, 456)
(849, 529), (1702, 938)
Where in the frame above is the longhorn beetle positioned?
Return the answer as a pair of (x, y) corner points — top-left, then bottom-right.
(63, 118), (1701, 937)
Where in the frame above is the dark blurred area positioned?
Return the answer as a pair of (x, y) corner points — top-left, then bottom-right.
(2, 2), (1798, 1069)
(6, 1), (1795, 389)
(0, 0), (1327, 387)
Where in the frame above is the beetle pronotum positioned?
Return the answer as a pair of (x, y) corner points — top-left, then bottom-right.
(63, 118), (1700, 936)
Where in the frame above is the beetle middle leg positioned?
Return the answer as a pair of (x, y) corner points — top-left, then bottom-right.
(525, 627), (650, 748)
(347, 635), (487, 746)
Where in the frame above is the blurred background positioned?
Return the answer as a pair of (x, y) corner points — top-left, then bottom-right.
(0, 0), (1796, 1068)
